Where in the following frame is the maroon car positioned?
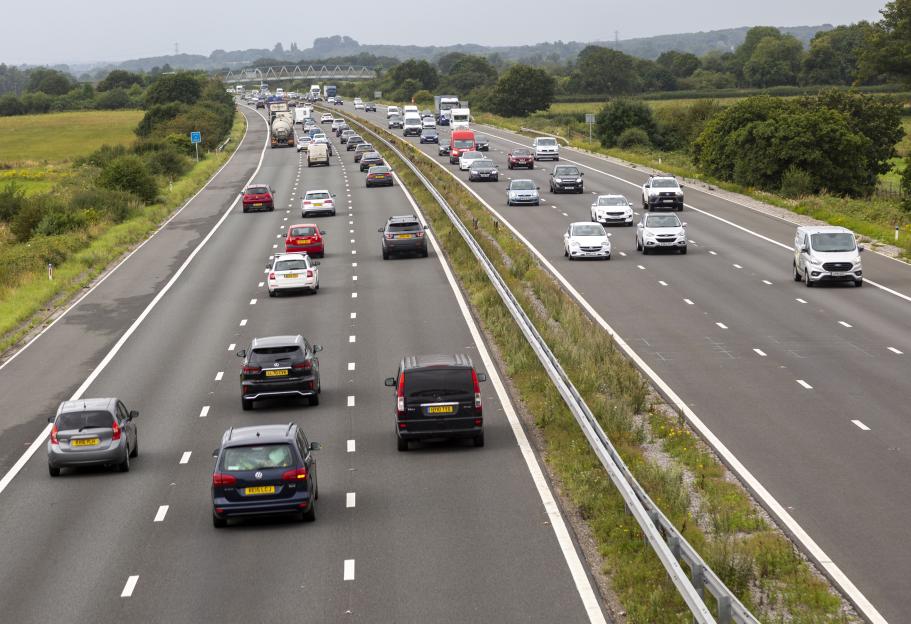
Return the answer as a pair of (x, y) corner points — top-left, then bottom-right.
(507, 148), (534, 170)
(241, 184), (275, 213)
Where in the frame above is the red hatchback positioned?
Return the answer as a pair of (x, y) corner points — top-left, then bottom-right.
(242, 184), (275, 213)
(285, 223), (325, 257)
(507, 148), (534, 170)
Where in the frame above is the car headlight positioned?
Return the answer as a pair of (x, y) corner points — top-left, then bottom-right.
(576, 178), (583, 183)
(601, 241), (611, 249)
(806, 257), (821, 266)
(643, 232), (656, 240)
(569, 241), (581, 248)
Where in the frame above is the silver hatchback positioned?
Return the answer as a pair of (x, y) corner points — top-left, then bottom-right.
(47, 398), (139, 476)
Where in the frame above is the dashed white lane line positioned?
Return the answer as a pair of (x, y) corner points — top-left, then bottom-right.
(637, 265), (645, 270)
(343, 559), (355, 581)
(215, 371), (224, 381)
(179, 451), (192, 464)
(228, 343), (235, 351)
(796, 298), (807, 304)
(888, 347), (903, 354)
(350, 239), (355, 244)
(351, 292), (358, 298)
(258, 281), (264, 288)
(349, 220), (354, 225)
(349, 335), (356, 343)
(561, 212), (569, 217)
(346, 492), (356, 508)
(347, 395), (355, 407)
(351, 250), (357, 255)
(852, 420), (871, 431)
(733, 264), (743, 269)
(352, 275), (358, 281)
(199, 405), (210, 418)
(121, 575), (139, 598)
(684, 298), (694, 305)
(753, 348), (767, 357)
(283, 217), (288, 221)
(796, 379), (813, 389)
(239, 319), (247, 326)
(348, 362), (355, 371)
(658, 280), (668, 286)
(347, 439), (356, 453)
(350, 312), (356, 319)
(154, 505), (169, 522)
(838, 321), (853, 328)
(618, 251), (627, 257)
(709, 250), (717, 255)
(276, 234), (282, 238)
(249, 298), (257, 305)
(762, 280), (773, 285)
(272, 244), (278, 249)
(716, 322), (728, 329)
(349, 229), (354, 234)
(351, 262), (357, 267)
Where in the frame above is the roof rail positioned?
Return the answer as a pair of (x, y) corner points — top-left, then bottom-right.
(226, 427), (234, 441)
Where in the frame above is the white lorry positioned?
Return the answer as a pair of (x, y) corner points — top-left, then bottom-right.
(449, 108), (470, 130)
(309, 84), (321, 100)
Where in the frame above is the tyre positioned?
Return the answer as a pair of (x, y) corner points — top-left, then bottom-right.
(269, 289), (276, 297)
(213, 514), (227, 528)
(48, 465), (60, 477)
(241, 397), (253, 411)
(563, 247), (568, 257)
(242, 205), (249, 214)
(855, 279), (863, 287)
(642, 247), (650, 255)
(130, 434), (138, 458)
(793, 264), (802, 282)
(117, 452), (130, 473)
(397, 436), (409, 452)
(421, 249), (429, 258)
(635, 238), (642, 251)
(382, 249), (389, 260)
(530, 164), (534, 170)
(680, 247), (687, 255)
(302, 499), (316, 522)
(473, 433), (485, 447)
(805, 271), (813, 287)
(308, 392), (320, 406)
(507, 200), (512, 206)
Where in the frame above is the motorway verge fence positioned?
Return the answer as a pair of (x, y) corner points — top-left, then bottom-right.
(331, 108), (760, 624)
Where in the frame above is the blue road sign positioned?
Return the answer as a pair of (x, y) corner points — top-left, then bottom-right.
(190, 131), (201, 144)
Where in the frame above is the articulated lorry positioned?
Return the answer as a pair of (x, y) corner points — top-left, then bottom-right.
(323, 85), (337, 99)
(267, 101), (295, 148)
(434, 95), (459, 125)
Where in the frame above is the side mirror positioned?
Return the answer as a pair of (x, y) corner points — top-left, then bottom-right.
(477, 372), (488, 382)
(236, 349), (247, 358)
(129, 410), (139, 419)
(266, 262), (272, 268)
(637, 223), (644, 228)
(682, 222), (687, 228)
(320, 230), (326, 235)
(312, 261), (321, 267)
(423, 224), (430, 230)
(309, 442), (322, 452)
(858, 245), (864, 252)
(536, 187), (540, 190)
(47, 416), (55, 423)
(384, 377), (396, 387)
(377, 228), (384, 233)
(580, 172), (584, 176)
(801, 245), (810, 253)
(212, 449), (219, 458)
(312, 344), (323, 353)
(606, 232), (613, 237)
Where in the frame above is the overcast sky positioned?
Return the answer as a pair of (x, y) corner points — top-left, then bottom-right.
(1, 0), (889, 65)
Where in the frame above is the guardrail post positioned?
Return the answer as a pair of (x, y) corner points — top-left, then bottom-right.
(716, 595), (732, 624)
(668, 534), (681, 560)
(691, 563), (705, 598)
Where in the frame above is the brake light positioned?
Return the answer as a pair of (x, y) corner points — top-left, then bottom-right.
(50, 424), (59, 445)
(282, 467), (308, 481)
(269, 272), (275, 280)
(212, 473), (237, 486)
(415, 231), (425, 238)
(472, 369), (482, 414)
(243, 365), (262, 374)
(306, 270), (314, 278)
(292, 360), (312, 371)
(396, 372), (405, 416)
(385, 233), (394, 240)
(111, 419), (122, 441)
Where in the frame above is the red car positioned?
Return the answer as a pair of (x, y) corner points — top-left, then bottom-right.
(507, 148), (534, 170)
(285, 223), (325, 257)
(242, 184), (275, 213)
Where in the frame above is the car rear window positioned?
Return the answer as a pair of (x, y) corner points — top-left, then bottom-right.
(387, 221), (420, 231)
(369, 166), (391, 174)
(290, 226), (317, 236)
(276, 258), (310, 271)
(246, 186), (269, 195)
(306, 192), (329, 200)
(404, 369), (473, 398)
(249, 346), (301, 365)
(57, 410), (113, 431)
(222, 444), (294, 471)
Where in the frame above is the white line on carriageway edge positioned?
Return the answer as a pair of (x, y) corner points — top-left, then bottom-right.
(0, 106), (271, 499)
(390, 169), (607, 623)
(394, 127), (887, 623)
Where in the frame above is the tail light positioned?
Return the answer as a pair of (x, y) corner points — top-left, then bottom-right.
(268, 272), (275, 280)
(384, 233), (394, 240)
(111, 419), (122, 441)
(282, 467), (308, 481)
(472, 369), (482, 414)
(212, 473), (237, 486)
(306, 270), (314, 278)
(415, 231), (425, 238)
(292, 360), (312, 371)
(396, 372), (405, 416)
(242, 365), (262, 374)
(50, 424), (59, 446)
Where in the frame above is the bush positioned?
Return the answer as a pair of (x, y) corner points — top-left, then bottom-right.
(143, 147), (190, 178)
(34, 207), (89, 237)
(412, 89), (433, 105)
(595, 99), (658, 147)
(97, 155), (158, 203)
(780, 166), (816, 198)
(655, 99), (724, 151)
(96, 88), (132, 110)
(616, 127), (652, 149)
(0, 94), (24, 116)
(77, 144), (129, 168)
(10, 195), (55, 241)
(0, 182), (28, 222)
(70, 188), (139, 223)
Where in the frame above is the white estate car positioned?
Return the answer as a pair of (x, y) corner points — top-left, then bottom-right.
(301, 190), (337, 217)
(267, 253), (320, 296)
(636, 212), (687, 254)
(591, 195), (634, 226)
(458, 150), (484, 171)
(564, 222), (611, 260)
(421, 116), (436, 129)
(320, 113), (334, 124)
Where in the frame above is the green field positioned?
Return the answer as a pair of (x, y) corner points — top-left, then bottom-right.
(0, 110), (143, 164)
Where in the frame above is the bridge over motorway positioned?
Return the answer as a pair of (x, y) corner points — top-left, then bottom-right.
(222, 65), (377, 83)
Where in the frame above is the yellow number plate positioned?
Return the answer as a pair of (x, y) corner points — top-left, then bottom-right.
(71, 438), (99, 447)
(244, 486), (276, 495)
(253, 203), (263, 206)
(265, 369), (289, 377)
(397, 234), (413, 239)
(284, 274), (299, 279)
(427, 405), (454, 414)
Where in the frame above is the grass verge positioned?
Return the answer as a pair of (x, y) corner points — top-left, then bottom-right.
(343, 110), (858, 623)
(0, 110), (247, 356)
(0, 110), (144, 163)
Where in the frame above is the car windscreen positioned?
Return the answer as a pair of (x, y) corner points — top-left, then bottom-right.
(537, 138), (557, 146)
(597, 197), (627, 206)
(249, 346), (301, 365)
(387, 221), (420, 231)
(246, 187), (269, 195)
(512, 149), (531, 156)
(306, 192), (330, 200)
(453, 139), (474, 148)
(471, 160), (494, 169)
(646, 215), (680, 227)
(554, 167), (579, 176)
(222, 444), (294, 471)
(57, 410), (113, 431)
(572, 224), (604, 237)
(290, 226), (317, 237)
(404, 369), (473, 398)
(651, 178), (679, 188)
(511, 181), (536, 190)
(811, 233), (856, 252)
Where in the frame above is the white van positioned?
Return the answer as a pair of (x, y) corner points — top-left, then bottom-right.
(387, 105), (400, 118)
(402, 113), (422, 137)
(533, 137), (560, 161)
(793, 225), (863, 287)
(449, 108), (470, 130)
(403, 105), (419, 117)
(307, 143), (330, 167)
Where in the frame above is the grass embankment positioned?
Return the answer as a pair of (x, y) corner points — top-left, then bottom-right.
(0, 110), (144, 195)
(0, 110), (246, 355)
(343, 112), (856, 622)
(475, 108), (911, 256)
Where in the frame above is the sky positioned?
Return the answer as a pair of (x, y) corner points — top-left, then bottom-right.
(0, 0), (889, 66)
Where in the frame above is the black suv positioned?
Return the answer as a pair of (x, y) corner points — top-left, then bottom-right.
(549, 165), (584, 194)
(237, 335), (322, 410)
(475, 134), (490, 151)
(385, 354), (488, 451)
(211, 423), (321, 527)
(378, 215), (429, 259)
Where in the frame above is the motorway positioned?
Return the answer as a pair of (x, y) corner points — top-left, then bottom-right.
(0, 103), (606, 623)
(341, 102), (911, 622)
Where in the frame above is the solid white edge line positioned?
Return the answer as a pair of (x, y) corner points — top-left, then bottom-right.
(0, 107), (270, 500)
(398, 134), (886, 623)
(343, 559), (355, 581)
(391, 169), (607, 623)
(154, 505), (169, 522)
(120, 575), (139, 598)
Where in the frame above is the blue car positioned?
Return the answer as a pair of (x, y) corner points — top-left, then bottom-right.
(437, 114), (450, 126)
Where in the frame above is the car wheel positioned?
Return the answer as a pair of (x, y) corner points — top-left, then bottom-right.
(534, 201), (540, 206)
(48, 465), (60, 477)
(268, 289), (276, 297)
(793, 264), (802, 282)
(212, 514), (227, 529)
(397, 436), (409, 452)
(680, 247), (687, 255)
(636, 238), (642, 251)
(130, 434), (138, 458)
(805, 271), (813, 287)
(530, 164), (534, 170)
(308, 392), (320, 406)
(855, 279), (863, 287)
(241, 397), (253, 411)
(382, 249), (389, 260)
(117, 452), (130, 473)
(242, 205), (249, 214)
(302, 500), (316, 522)
(563, 247), (568, 257)
(473, 433), (485, 447)
(605, 255), (611, 261)
(422, 248), (429, 258)
(642, 247), (650, 255)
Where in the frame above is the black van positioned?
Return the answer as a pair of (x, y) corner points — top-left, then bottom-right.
(385, 354), (488, 451)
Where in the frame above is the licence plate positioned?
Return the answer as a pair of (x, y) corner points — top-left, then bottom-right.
(71, 438), (99, 447)
(375, 174), (387, 178)
(313, 202), (322, 207)
(265, 369), (289, 377)
(830, 271), (848, 276)
(244, 486), (276, 495)
(253, 203), (263, 207)
(659, 242), (674, 246)
(397, 234), (413, 239)
(427, 405), (455, 414)
(284, 274), (299, 279)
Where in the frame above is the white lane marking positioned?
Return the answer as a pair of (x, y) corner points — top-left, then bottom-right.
(888, 347), (903, 354)
(350, 312), (357, 319)
(228, 343), (235, 351)
(346, 492), (356, 508)
(753, 348), (767, 357)
(852, 420), (871, 431)
(257, 281), (264, 288)
(618, 251), (627, 257)
(350, 239), (355, 244)
(347, 439), (356, 453)
(349, 229), (354, 234)
(215, 371), (224, 381)
(249, 298), (257, 305)
(352, 276), (358, 281)
(838, 321), (852, 328)
(796, 298), (807, 304)
(349, 335), (356, 343)
(154, 505), (169, 522)
(239, 319), (247, 326)
(683, 298), (694, 305)
(272, 244), (278, 249)
(199, 405), (210, 418)
(351, 292), (358, 298)
(762, 280), (773, 285)
(349, 220), (354, 225)
(348, 362), (355, 371)
(390, 168), (607, 623)
(179, 451), (192, 464)
(637, 265), (645, 270)
(562, 212), (569, 217)
(658, 280), (668, 286)
(276, 234), (282, 238)
(121, 576), (139, 598)
(733, 264), (743, 269)
(709, 250), (717, 255)
(351, 250), (357, 255)
(347, 395), (355, 407)
(716, 322), (728, 329)
(797, 379), (813, 389)
(283, 217), (288, 221)
(343, 559), (355, 581)
(351, 262), (358, 267)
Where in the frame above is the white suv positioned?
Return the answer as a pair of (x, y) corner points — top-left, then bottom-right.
(793, 225), (863, 287)
(533, 137), (560, 161)
(636, 213), (687, 254)
(642, 175), (684, 211)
